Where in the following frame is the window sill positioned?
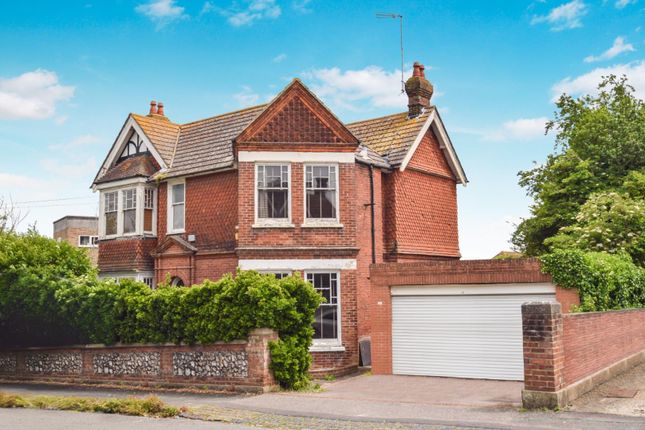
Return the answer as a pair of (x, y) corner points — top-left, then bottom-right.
(301, 221), (344, 228)
(252, 222), (295, 229)
(309, 344), (346, 353)
(167, 229), (185, 235)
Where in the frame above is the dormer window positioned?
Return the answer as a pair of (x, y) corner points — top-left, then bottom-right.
(119, 132), (147, 160)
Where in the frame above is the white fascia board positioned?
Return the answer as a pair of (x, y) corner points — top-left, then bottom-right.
(95, 177), (149, 191)
(239, 259), (357, 271)
(238, 151), (355, 163)
(398, 110), (435, 173)
(101, 117), (167, 177)
(391, 283), (556, 297)
(398, 110), (468, 186)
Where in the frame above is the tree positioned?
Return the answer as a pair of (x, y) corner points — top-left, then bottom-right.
(513, 76), (645, 257)
(0, 197), (27, 233)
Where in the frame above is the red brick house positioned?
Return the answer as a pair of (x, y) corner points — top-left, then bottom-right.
(92, 62), (467, 375)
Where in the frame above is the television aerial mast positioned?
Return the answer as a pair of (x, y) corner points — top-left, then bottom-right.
(376, 12), (405, 93)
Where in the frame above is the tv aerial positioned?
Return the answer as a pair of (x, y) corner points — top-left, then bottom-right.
(376, 12), (405, 93)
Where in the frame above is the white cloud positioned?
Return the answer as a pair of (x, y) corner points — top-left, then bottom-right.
(531, 0), (587, 31)
(233, 85), (260, 106)
(0, 172), (50, 189)
(135, 0), (187, 27)
(615, 0), (636, 9)
(303, 65), (411, 112)
(552, 60), (645, 100)
(455, 117), (549, 142)
(273, 53), (287, 63)
(200, 1), (214, 16)
(225, 0), (281, 27)
(0, 70), (74, 120)
(292, 0), (313, 14)
(584, 36), (635, 62)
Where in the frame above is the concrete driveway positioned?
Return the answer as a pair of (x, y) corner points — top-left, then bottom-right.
(313, 374), (523, 407)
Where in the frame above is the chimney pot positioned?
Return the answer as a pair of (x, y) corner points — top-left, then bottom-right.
(412, 62), (425, 78)
(149, 100), (157, 115)
(157, 102), (165, 116)
(405, 61), (433, 118)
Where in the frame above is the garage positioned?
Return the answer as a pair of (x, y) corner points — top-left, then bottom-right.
(391, 283), (556, 381)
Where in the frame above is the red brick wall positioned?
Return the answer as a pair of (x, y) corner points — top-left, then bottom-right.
(369, 259), (562, 375)
(98, 238), (157, 272)
(310, 270), (359, 375)
(355, 164), (384, 340)
(407, 129), (454, 178)
(556, 287), (580, 314)
(237, 162), (357, 249)
(522, 303), (565, 392)
(562, 308), (645, 385)
(386, 170), (459, 260)
(158, 171), (237, 250)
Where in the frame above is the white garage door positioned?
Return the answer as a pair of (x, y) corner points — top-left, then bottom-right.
(391, 283), (556, 381)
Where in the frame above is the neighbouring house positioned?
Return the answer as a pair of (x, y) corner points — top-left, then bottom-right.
(91, 62), (467, 375)
(53, 215), (99, 265)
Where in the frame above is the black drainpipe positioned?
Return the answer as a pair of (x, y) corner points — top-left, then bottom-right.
(368, 164), (376, 264)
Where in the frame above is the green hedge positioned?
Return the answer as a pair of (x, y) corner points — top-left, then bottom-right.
(540, 250), (645, 312)
(0, 232), (322, 389)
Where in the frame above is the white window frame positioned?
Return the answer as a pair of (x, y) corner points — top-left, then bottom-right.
(78, 235), (99, 248)
(97, 180), (157, 239)
(143, 187), (157, 235)
(303, 163), (342, 227)
(102, 191), (119, 239)
(254, 163), (293, 228)
(259, 270), (292, 279)
(122, 188), (138, 236)
(167, 178), (186, 234)
(305, 270), (344, 351)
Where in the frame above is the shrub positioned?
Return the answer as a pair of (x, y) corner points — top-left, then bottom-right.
(540, 250), (645, 312)
(0, 231), (323, 388)
(57, 270), (322, 388)
(0, 231), (94, 346)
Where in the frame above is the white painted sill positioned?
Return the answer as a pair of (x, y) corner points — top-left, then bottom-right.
(309, 343), (346, 352)
(252, 221), (295, 229)
(301, 220), (344, 228)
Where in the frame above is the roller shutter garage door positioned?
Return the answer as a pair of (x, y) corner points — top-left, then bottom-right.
(391, 283), (556, 381)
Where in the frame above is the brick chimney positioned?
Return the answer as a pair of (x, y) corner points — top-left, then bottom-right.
(405, 62), (434, 118)
(148, 100), (157, 115)
(157, 102), (165, 116)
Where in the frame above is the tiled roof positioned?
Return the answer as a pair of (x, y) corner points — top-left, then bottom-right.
(131, 114), (180, 165)
(163, 105), (266, 179)
(346, 109), (433, 167)
(95, 153), (159, 184)
(118, 105), (438, 181)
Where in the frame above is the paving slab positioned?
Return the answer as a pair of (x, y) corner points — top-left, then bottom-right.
(569, 362), (645, 417)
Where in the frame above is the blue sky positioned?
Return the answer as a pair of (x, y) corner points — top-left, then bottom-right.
(0, 0), (643, 258)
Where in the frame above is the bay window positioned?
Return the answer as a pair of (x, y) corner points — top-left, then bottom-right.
(305, 164), (338, 222)
(256, 164), (290, 223)
(99, 184), (157, 238)
(307, 272), (340, 343)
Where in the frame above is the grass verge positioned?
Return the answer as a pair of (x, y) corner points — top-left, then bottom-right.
(0, 392), (181, 417)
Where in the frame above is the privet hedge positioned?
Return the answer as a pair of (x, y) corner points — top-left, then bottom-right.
(0, 232), (322, 389)
(541, 250), (645, 312)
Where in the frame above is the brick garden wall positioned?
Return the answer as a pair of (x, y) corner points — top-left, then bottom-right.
(0, 329), (278, 393)
(563, 309), (645, 385)
(521, 304), (645, 408)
